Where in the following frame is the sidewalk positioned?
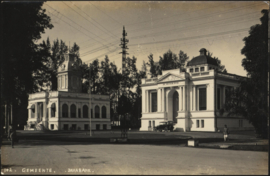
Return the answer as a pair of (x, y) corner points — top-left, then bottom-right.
(180, 131), (269, 151)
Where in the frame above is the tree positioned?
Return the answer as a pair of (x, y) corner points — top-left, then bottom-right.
(225, 9), (268, 138)
(2, 2), (53, 128)
(206, 50), (227, 73)
(147, 50), (189, 77)
(39, 38), (83, 91)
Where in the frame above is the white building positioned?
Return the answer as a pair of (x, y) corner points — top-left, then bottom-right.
(140, 48), (254, 132)
(25, 53), (111, 131)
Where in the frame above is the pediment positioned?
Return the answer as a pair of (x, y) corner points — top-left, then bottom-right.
(158, 73), (184, 83)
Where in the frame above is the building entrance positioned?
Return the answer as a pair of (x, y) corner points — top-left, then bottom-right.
(173, 91), (179, 123)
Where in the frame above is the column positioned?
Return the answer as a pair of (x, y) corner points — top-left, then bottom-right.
(35, 102), (38, 119)
(68, 102), (70, 118)
(183, 86), (186, 111)
(162, 88), (165, 112)
(145, 90), (149, 113)
(157, 88), (161, 112)
(178, 87), (182, 111)
(190, 86), (193, 111)
(193, 86), (196, 111)
(107, 105), (109, 119)
(142, 89), (145, 113)
(100, 105), (102, 118)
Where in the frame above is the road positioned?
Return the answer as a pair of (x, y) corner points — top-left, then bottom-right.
(1, 140), (268, 175)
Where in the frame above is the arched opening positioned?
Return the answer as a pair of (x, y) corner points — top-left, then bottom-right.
(62, 104), (68, 117)
(51, 103), (56, 117)
(173, 91), (179, 123)
(102, 106), (106, 118)
(31, 104), (35, 118)
(70, 104), (76, 118)
(167, 89), (178, 122)
(83, 105), (88, 118)
(95, 105), (100, 118)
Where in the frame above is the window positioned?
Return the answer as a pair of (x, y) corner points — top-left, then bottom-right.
(51, 124), (54, 130)
(62, 104), (68, 117)
(30, 124), (35, 128)
(239, 119), (243, 127)
(51, 103), (56, 117)
(91, 109), (93, 119)
(70, 104), (76, 118)
(78, 108), (81, 118)
(196, 120), (200, 128)
(151, 92), (157, 112)
(63, 124), (68, 130)
(199, 88), (207, 110)
(103, 124), (107, 130)
(149, 120), (151, 127)
(201, 120), (204, 128)
(83, 105), (88, 118)
(190, 68), (194, 73)
(95, 105), (100, 118)
(62, 75), (65, 88)
(71, 124), (77, 130)
(217, 88), (221, 110)
(195, 68), (199, 72)
(96, 124), (100, 130)
(153, 121), (155, 127)
(200, 67), (205, 72)
(84, 124), (89, 130)
(102, 106), (106, 118)
(31, 104), (35, 118)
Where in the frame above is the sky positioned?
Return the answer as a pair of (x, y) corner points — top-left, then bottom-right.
(40, 1), (269, 77)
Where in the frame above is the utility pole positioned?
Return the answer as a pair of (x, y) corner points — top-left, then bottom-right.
(89, 63), (92, 137)
(120, 26), (129, 75)
(119, 26), (129, 138)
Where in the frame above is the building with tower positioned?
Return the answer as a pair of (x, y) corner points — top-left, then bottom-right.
(25, 53), (111, 131)
(140, 48), (254, 132)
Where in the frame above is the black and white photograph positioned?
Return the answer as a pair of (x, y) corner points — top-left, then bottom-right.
(1, 1), (269, 175)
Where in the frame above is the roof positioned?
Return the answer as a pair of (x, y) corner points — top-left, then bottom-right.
(187, 55), (219, 67)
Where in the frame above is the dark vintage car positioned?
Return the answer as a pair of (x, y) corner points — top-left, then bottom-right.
(154, 121), (174, 132)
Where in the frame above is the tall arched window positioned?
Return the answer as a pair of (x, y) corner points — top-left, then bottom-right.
(95, 105), (100, 118)
(71, 104), (76, 118)
(102, 106), (106, 118)
(83, 105), (88, 118)
(62, 104), (68, 117)
(40, 103), (43, 118)
(51, 103), (56, 117)
(31, 104), (35, 118)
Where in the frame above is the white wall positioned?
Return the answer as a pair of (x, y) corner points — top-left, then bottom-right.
(189, 118), (215, 132)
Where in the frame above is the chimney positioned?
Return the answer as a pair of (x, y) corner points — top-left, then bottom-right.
(199, 48), (207, 56)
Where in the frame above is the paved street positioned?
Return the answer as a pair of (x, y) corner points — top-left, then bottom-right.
(1, 139), (268, 175)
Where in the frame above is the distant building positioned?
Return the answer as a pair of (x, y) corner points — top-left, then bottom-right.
(140, 48), (254, 132)
(25, 53), (111, 131)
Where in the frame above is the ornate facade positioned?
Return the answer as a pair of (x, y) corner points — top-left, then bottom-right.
(25, 53), (111, 131)
(140, 48), (254, 132)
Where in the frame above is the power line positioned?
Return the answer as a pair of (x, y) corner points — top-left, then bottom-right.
(126, 2), (264, 33)
(65, 2), (119, 40)
(128, 11), (261, 41)
(45, 3), (113, 50)
(88, 2), (122, 26)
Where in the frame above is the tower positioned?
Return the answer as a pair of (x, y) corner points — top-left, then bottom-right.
(57, 53), (82, 93)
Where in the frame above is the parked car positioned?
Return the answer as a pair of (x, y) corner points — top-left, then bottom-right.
(155, 121), (174, 132)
